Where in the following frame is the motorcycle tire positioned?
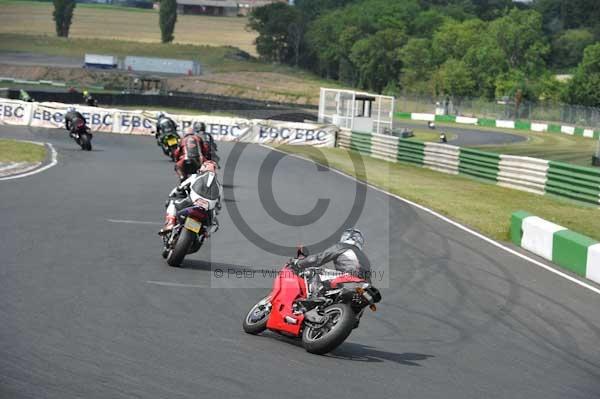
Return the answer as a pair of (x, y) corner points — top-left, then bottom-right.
(301, 303), (355, 355)
(79, 133), (92, 151)
(166, 228), (195, 267)
(169, 145), (178, 162)
(242, 296), (271, 335)
(161, 144), (170, 156)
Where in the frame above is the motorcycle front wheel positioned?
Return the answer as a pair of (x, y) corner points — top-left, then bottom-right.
(302, 303), (355, 355)
(242, 296), (271, 335)
(166, 228), (195, 267)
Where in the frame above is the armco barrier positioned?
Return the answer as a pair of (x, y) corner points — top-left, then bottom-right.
(423, 142), (459, 174)
(458, 148), (500, 182)
(497, 155), (548, 195)
(337, 129), (600, 205)
(545, 161), (600, 204)
(397, 112), (600, 140)
(511, 211), (600, 283)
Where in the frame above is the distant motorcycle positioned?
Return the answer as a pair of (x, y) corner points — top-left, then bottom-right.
(439, 132), (447, 143)
(243, 248), (382, 355)
(157, 132), (180, 162)
(71, 120), (93, 151)
(428, 121), (436, 129)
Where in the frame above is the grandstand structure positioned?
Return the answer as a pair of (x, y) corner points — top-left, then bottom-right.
(176, 0), (288, 16)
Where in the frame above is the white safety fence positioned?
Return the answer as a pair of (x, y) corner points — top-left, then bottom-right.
(0, 99), (337, 147)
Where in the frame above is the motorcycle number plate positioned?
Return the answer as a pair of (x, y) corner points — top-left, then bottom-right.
(184, 217), (202, 233)
(166, 138), (178, 146)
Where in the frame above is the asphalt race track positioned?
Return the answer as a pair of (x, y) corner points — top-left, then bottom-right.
(395, 121), (527, 146)
(1, 125), (599, 399)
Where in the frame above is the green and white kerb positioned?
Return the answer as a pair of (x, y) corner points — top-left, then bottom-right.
(511, 211), (600, 284)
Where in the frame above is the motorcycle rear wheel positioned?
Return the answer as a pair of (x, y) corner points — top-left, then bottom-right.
(166, 228), (195, 267)
(242, 296), (271, 335)
(169, 145), (178, 162)
(302, 303), (354, 355)
(79, 133), (92, 151)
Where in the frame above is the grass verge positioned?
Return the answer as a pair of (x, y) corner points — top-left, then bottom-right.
(0, 0), (257, 54)
(0, 138), (46, 162)
(275, 145), (600, 242)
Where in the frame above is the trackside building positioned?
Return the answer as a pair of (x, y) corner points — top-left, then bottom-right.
(175, 0), (288, 16)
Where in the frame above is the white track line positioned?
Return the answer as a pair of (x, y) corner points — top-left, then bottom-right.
(0, 142), (57, 181)
(107, 219), (160, 225)
(146, 281), (207, 288)
(264, 145), (600, 296)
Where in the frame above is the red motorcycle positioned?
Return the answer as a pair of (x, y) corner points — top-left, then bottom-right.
(243, 248), (382, 355)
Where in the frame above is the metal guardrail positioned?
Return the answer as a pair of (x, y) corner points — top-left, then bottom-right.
(337, 129), (600, 205)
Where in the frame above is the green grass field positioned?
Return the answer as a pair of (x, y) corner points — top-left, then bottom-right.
(276, 145), (600, 242)
(0, 0), (258, 55)
(0, 138), (46, 162)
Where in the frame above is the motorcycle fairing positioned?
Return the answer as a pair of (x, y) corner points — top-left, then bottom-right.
(266, 266), (307, 336)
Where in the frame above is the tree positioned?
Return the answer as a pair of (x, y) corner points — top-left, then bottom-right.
(399, 38), (435, 93)
(431, 18), (486, 63)
(487, 9), (550, 74)
(550, 29), (595, 69)
(434, 59), (476, 98)
(564, 43), (600, 106)
(248, 3), (301, 63)
(159, 0), (177, 43)
(52, 0), (76, 37)
(349, 28), (406, 92)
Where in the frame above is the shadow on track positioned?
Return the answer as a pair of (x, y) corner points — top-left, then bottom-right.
(257, 333), (434, 366)
(329, 343), (434, 366)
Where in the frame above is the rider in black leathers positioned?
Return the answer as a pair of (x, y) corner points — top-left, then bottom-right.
(65, 107), (87, 138)
(291, 228), (371, 323)
(156, 112), (178, 141)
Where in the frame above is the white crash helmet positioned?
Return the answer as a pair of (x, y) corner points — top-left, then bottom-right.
(67, 106), (76, 112)
(156, 111), (165, 119)
(340, 228), (364, 250)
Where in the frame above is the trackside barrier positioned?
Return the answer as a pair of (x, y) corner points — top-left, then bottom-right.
(511, 211), (600, 283)
(0, 99), (337, 147)
(395, 112), (600, 140)
(338, 128), (600, 205)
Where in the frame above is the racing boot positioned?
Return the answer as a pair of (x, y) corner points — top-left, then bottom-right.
(159, 215), (177, 236)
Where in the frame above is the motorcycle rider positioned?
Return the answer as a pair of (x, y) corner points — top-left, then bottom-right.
(193, 122), (220, 166)
(155, 112), (178, 141)
(173, 126), (210, 181)
(291, 228), (371, 323)
(65, 106), (87, 138)
(83, 90), (97, 107)
(159, 160), (221, 235)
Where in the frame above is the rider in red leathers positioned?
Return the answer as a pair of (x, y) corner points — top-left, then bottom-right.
(173, 129), (210, 181)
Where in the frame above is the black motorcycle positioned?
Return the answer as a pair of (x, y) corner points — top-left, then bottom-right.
(71, 121), (93, 151)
